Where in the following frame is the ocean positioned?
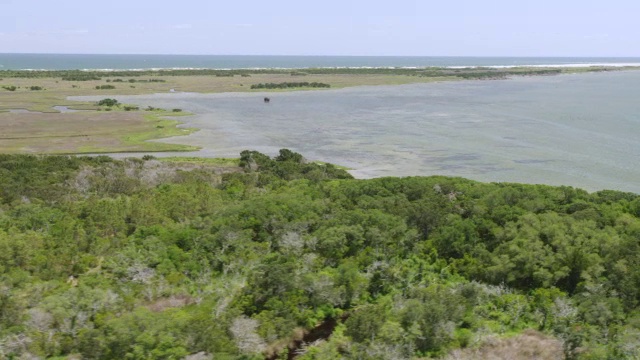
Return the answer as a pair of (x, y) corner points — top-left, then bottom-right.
(2, 53), (640, 70)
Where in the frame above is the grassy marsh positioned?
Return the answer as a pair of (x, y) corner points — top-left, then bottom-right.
(0, 110), (198, 154)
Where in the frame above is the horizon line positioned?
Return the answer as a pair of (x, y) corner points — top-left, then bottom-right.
(2, 53), (640, 58)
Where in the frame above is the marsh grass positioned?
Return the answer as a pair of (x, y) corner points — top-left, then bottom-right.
(0, 110), (199, 154)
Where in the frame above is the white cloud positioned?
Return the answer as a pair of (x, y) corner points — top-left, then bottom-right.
(172, 24), (193, 30)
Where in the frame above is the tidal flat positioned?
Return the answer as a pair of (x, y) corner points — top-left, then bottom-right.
(72, 71), (640, 193)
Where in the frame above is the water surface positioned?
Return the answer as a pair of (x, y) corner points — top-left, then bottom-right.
(3, 53), (640, 70)
(71, 71), (640, 193)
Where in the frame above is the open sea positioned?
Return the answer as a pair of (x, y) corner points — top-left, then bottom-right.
(2, 53), (640, 70)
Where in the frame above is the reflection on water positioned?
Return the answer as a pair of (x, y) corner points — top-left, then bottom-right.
(71, 71), (640, 193)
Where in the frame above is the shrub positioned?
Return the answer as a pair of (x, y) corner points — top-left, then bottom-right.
(61, 74), (101, 81)
(250, 82), (330, 90)
(97, 98), (119, 107)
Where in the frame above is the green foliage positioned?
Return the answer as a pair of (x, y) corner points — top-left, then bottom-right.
(238, 149), (353, 182)
(0, 67), (584, 81)
(0, 152), (639, 359)
(97, 98), (119, 107)
(250, 82), (331, 89)
(60, 72), (101, 81)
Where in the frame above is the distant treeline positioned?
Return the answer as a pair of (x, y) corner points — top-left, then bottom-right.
(0, 66), (604, 80)
(106, 78), (166, 83)
(250, 81), (331, 89)
(452, 68), (562, 79)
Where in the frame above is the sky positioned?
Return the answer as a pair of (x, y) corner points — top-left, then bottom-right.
(0, 0), (639, 56)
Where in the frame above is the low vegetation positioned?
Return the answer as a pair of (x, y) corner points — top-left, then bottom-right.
(0, 150), (639, 359)
(0, 110), (198, 153)
(96, 98), (119, 107)
(106, 78), (167, 83)
(61, 72), (102, 81)
(0, 66), (630, 80)
(95, 84), (116, 90)
(250, 82), (331, 90)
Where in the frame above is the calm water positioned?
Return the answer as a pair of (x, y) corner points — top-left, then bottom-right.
(72, 71), (640, 193)
(2, 53), (640, 70)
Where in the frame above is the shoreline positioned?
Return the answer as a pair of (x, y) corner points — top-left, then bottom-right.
(4, 67), (640, 194)
(3, 53), (640, 71)
(3, 63), (640, 72)
(66, 70), (640, 194)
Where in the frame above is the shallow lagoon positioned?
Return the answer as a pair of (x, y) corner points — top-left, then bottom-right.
(73, 71), (640, 193)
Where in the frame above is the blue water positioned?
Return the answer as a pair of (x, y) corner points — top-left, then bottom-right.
(2, 53), (640, 70)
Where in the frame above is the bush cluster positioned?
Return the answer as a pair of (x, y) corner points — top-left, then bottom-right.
(250, 82), (331, 89)
(97, 98), (119, 107)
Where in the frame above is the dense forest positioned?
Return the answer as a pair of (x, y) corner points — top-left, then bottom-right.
(1, 151), (640, 359)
